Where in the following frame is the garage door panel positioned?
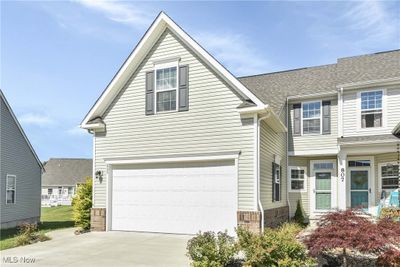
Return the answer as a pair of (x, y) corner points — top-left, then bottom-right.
(111, 161), (237, 234)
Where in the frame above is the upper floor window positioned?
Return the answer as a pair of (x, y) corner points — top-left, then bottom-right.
(6, 174), (16, 204)
(361, 90), (382, 128)
(155, 66), (177, 112)
(302, 101), (321, 134)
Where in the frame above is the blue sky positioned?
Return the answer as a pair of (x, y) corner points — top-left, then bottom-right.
(1, 1), (399, 161)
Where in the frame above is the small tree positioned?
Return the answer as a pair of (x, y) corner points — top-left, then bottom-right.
(72, 177), (92, 230)
(293, 200), (306, 226)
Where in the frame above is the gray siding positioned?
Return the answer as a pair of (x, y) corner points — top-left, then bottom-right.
(260, 120), (287, 210)
(94, 29), (256, 210)
(343, 85), (400, 137)
(288, 98), (338, 154)
(1, 98), (41, 225)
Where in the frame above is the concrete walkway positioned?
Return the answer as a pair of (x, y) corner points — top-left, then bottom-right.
(1, 228), (191, 267)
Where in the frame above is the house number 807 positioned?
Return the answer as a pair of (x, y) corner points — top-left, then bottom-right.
(340, 168), (345, 182)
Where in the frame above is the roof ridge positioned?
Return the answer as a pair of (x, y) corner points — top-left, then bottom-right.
(338, 49), (400, 61)
(237, 63), (336, 79)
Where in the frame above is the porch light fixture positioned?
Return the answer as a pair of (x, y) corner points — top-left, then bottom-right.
(95, 170), (103, 181)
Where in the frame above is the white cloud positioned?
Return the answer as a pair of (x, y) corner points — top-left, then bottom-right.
(341, 1), (398, 46)
(74, 0), (152, 28)
(195, 32), (270, 76)
(67, 126), (88, 136)
(18, 113), (55, 127)
(308, 1), (398, 53)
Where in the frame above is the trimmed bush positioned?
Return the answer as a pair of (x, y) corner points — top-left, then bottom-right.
(186, 231), (237, 267)
(237, 223), (314, 267)
(72, 177), (92, 230)
(293, 200), (306, 226)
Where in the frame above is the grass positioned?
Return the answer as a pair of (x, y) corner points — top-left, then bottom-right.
(0, 206), (74, 250)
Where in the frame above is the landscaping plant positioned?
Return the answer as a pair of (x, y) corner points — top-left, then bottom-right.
(293, 200), (306, 226)
(72, 177), (92, 230)
(380, 207), (400, 221)
(15, 223), (50, 246)
(304, 209), (400, 266)
(236, 223), (314, 267)
(186, 231), (237, 267)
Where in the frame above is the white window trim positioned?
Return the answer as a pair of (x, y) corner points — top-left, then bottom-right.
(288, 166), (307, 193)
(356, 88), (386, 131)
(6, 174), (16, 205)
(301, 100), (322, 135)
(378, 162), (399, 194)
(154, 61), (179, 114)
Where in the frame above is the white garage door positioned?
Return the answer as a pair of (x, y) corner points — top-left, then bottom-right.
(111, 160), (237, 235)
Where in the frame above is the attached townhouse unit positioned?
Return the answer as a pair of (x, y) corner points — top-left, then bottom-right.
(81, 12), (400, 234)
(1, 90), (43, 229)
(41, 158), (92, 206)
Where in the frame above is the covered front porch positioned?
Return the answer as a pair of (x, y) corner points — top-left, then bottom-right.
(335, 136), (400, 217)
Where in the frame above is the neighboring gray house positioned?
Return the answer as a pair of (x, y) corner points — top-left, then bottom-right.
(1, 90), (43, 229)
(41, 158), (92, 206)
(81, 12), (399, 234)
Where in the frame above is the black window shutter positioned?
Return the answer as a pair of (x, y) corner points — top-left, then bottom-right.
(293, 104), (301, 136)
(178, 65), (189, 111)
(145, 71), (155, 115)
(272, 162), (276, 202)
(322, 101), (331, 134)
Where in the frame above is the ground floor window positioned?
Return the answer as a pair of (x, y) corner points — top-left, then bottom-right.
(381, 163), (399, 192)
(273, 162), (281, 202)
(48, 188), (53, 195)
(6, 174), (16, 204)
(289, 167), (306, 191)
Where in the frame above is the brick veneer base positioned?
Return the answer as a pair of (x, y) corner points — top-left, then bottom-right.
(237, 211), (261, 233)
(264, 206), (289, 228)
(91, 208), (106, 231)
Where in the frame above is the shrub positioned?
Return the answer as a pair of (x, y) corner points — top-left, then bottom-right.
(186, 231), (237, 267)
(237, 223), (314, 267)
(72, 177), (92, 230)
(293, 200), (306, 226)
(380, 207), (400, 221)
(377, 249), (400, 267)
(304, 209), (400, 264)
(15, 223), (50, 246)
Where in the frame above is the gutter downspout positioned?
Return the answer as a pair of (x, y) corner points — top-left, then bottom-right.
(257, 110), (271, 233)
(285, 99), (290, 217)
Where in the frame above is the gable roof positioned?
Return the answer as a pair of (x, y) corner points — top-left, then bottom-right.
(42, 158), (92, 186)
(239, 64), (337, 114)
(81, 12), (264, 128)
(239, 50), (400, 113)
(1, 89), (43, 169)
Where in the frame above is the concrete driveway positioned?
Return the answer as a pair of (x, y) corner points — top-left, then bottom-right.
(1, 228), (191, 267)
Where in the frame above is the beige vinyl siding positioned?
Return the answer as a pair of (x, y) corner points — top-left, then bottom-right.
(343, 85), (400, 137)
(288, 98), (338, 154)
(1, 98), (41, 225)
(287, 157), (309, 217)
(260, 120), (287, 210)
(375, 153), (398, 206)
(93, 29), (256, 210)
(288, 156), (337, 218)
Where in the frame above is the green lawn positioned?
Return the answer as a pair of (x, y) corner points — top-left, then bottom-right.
(0, 206), (74, 250)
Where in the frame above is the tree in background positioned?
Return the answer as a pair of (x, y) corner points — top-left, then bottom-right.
(72, 177), (92, 230)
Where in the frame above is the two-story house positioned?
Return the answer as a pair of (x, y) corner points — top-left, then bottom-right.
(241, 51), (400, 220)
(81, 12), (399, 233)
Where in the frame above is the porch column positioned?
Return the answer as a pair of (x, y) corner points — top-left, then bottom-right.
(337, 151), (347, 210)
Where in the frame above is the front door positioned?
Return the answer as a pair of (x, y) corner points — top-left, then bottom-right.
(349, 168), (370, 210)
(310, 160), (336, 215)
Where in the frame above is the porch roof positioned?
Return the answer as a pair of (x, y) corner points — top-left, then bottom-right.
(338, 134), (399, 145)
(393, 122), (400, 138)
